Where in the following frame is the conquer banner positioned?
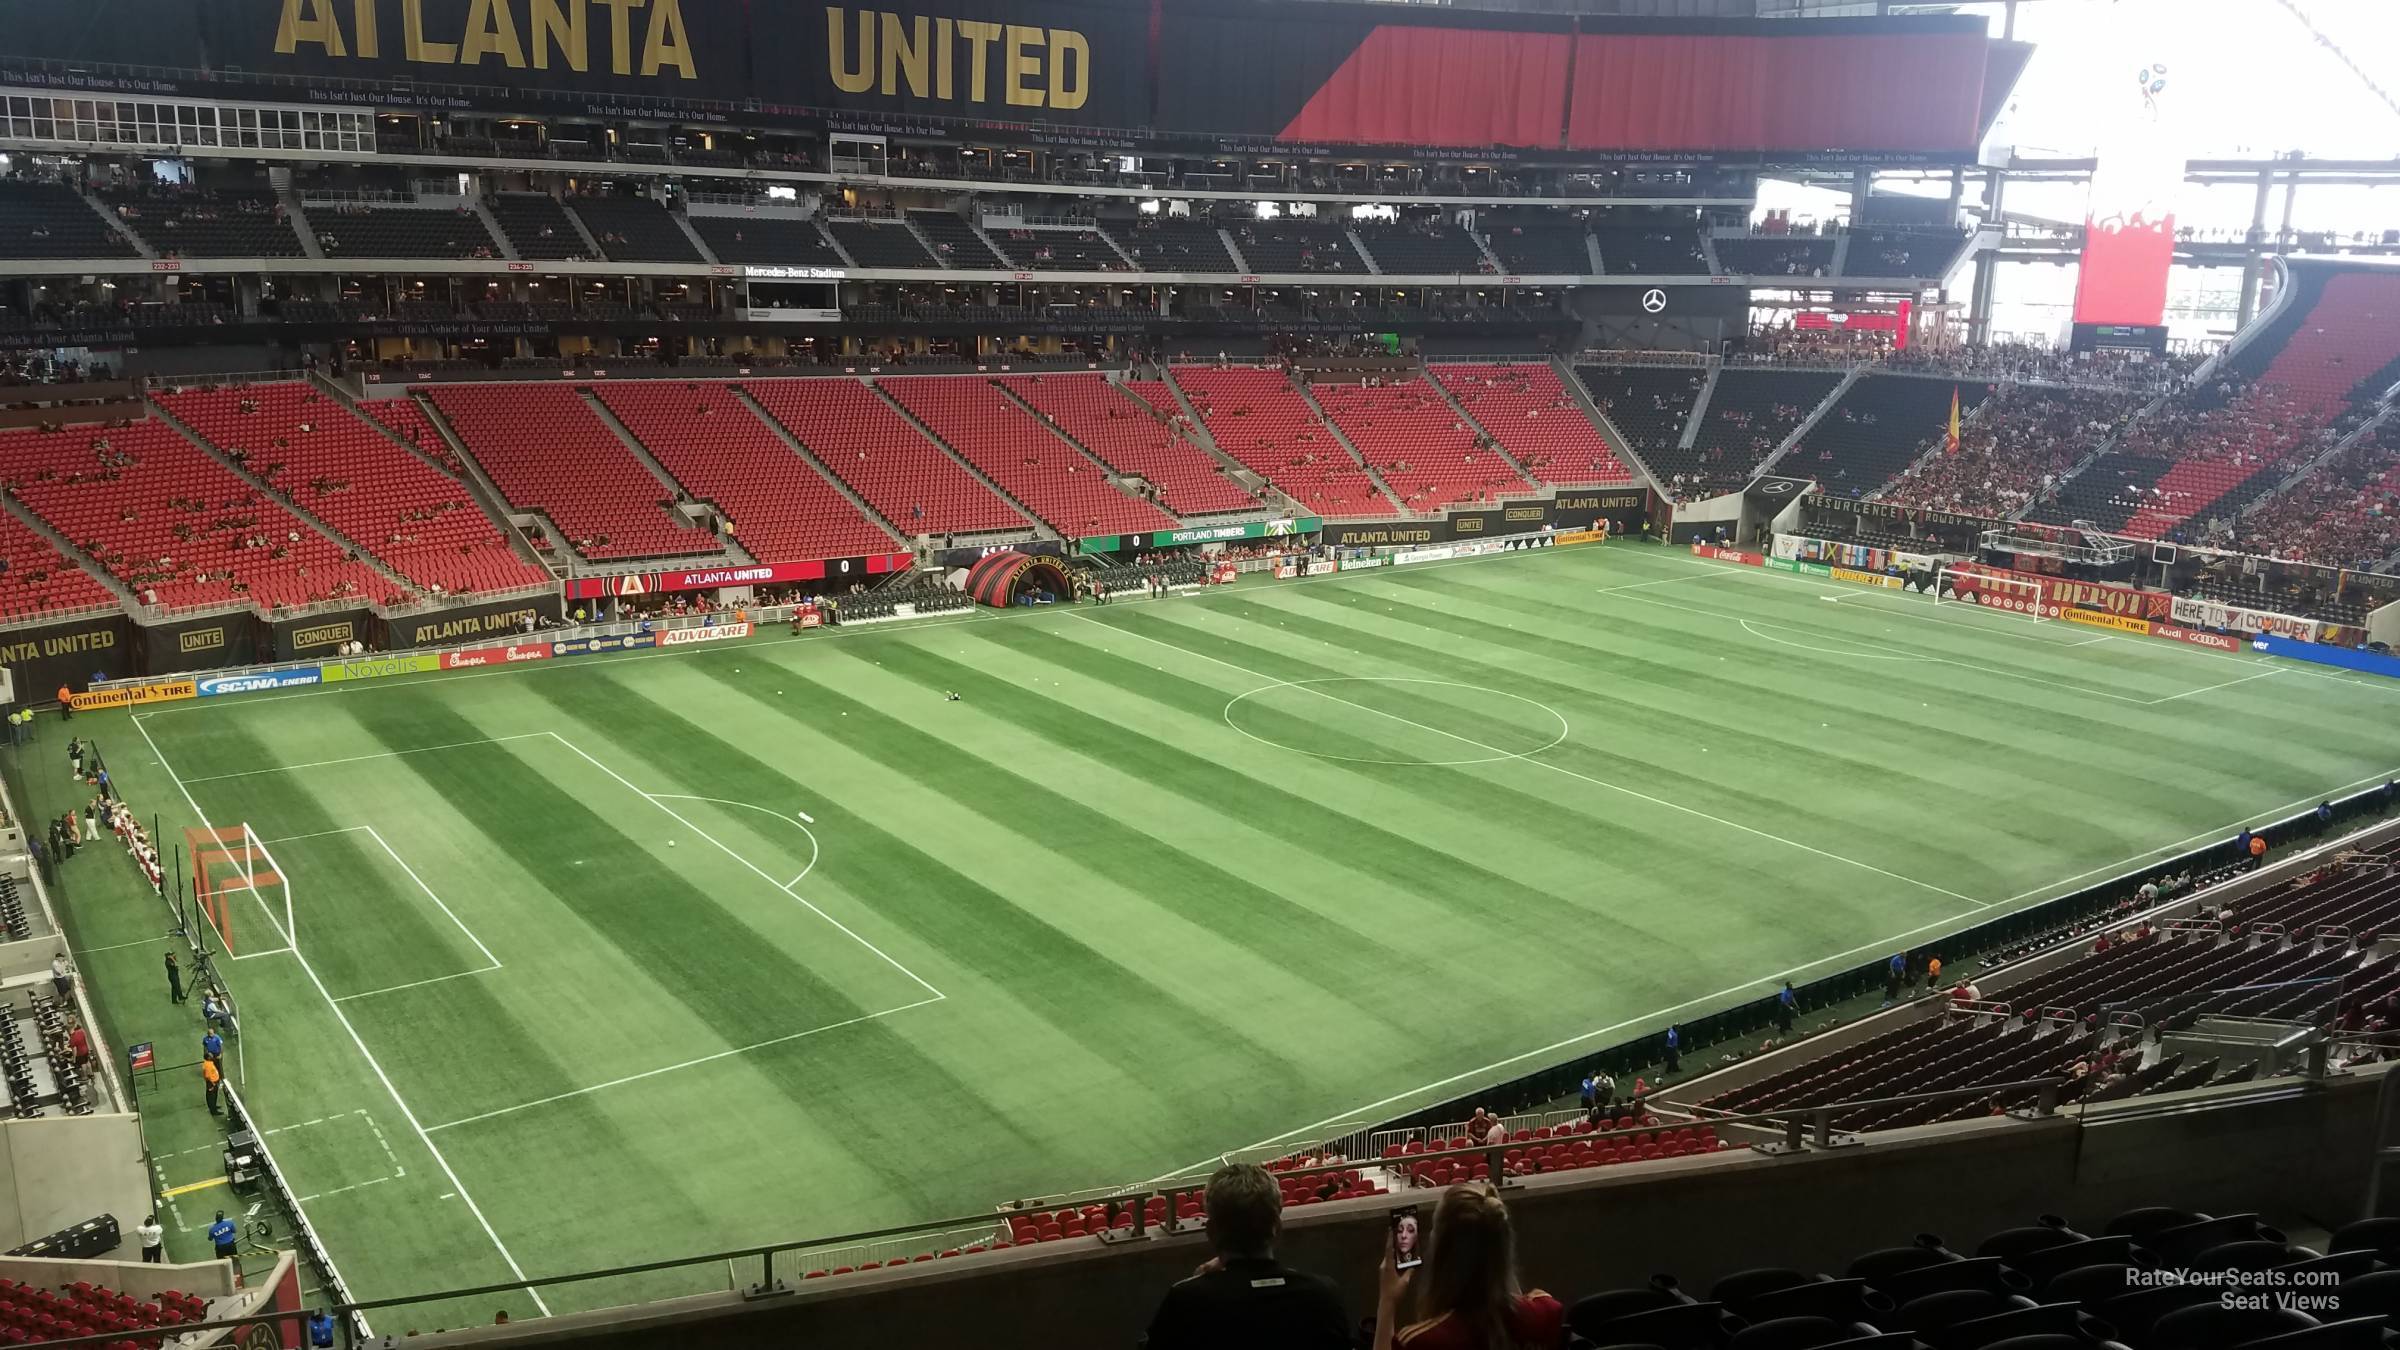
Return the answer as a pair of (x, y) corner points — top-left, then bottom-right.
(2169, 594), (2322, 643)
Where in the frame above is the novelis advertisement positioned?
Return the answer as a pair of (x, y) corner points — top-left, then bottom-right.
(320, 654), (442, 683)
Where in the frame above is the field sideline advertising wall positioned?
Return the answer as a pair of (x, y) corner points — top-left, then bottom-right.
(261, 606), (377, 663)
(135, 610), (260, 678)
(0, 613), (133, 701)
(4, 2), (2012, 158)
(385, 592), (565, 650)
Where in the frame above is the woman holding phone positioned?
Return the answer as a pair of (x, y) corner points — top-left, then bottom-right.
(1375, 1185), (1564, 1350)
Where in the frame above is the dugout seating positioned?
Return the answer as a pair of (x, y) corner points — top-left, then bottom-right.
(158, 383), (545, 597)
(102, 188), (299, 257)
(310, 204), (500, 259)
(689, 216), (846, 268)
(0, 181), (135, 258)
(1713, 235), (1836, 278)
(1843, 227), (1968, 278)
(993, 227), (1128, 271)
(484, 193), (591, 260)
(426, 385), (726, 561)
(1683, 369), (1846, 495)
(1593, 224), (1710, 276)
(1430, 363), (1635, 487)
(909, 211), (1009, 268)
(0, 418), (404, 612)
(1352, 224), (1491, 275)
(747, 379), (1027, 536)
(1170, 367), (1400, 519)
(1788, 376), (1994, 498)
(593, 383), (896, 562)
(1114, 218), (1240, 273)
(1483, 222), (1594, 275)
(0, 1276), (206, 1342)
(1574, 363), (1711, 488)
(825, 218), (938, 268)
(999, 374), (1258, 516)
(0, 507), (113, 622)
(1310, 377), (1532, 514)
(880, 377), (1175, 537)
(1225, 220), (1366, 274)
(569, 193), (704, 263)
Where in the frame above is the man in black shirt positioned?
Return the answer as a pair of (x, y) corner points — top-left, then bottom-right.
(1142, 1163), (1350, 1350)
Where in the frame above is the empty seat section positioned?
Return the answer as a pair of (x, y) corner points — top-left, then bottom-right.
(1574, 364), (1710, 488)
(1483, 223), (1592, 274)
(825, 218), (937, 267)
(690, 216), (846, 267)
(1432, 364), (1632, 486)
(594, 383), (895, 562)
(1, 419), (403, 612)
(569, 193), (704, 262)
(881, 377), (1175, 537)
(748, 380), (1026, 535)
(158, 383), (546, 597)
(1843, 228), (1966, 278)
(361, 397), (468, 477)
(1713, 235), (1835, 277)
(1683, 369), (1843, 494)
(1594, 224), (1709, 275)
(104, 187), (299, 256)
(0, 509), (113, 621)
(908, 211), (1008, 267)
(0, 181), (136, 258)
(990, 227), (1128, 270)
(1001, 375), (1257, 516)
(485, 194), (590, 259)
(427, 386), (725, 561)
(1225, 221), (1366, 273)
(1115, 219), (1239, 273)
(311, 204), (501, 258)
(1354, 225), (1489, 274)
(1790, 376), (1994, 497)
(1170, 367), (1398, 519)
(1312, 379), (1531, 514)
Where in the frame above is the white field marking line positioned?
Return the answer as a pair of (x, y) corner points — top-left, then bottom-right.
(258, 826), (373, 845)
(294, 1111), (408, 1203)
(70, 933), (184, 956)
(1736, 618), (1931, 663)
(1061, 610), (1991, 910)
(1220, 676), (1571, 768)
(423, 994), (947, 1133)
(362, 824), (502, 971)
(543, 731), (945, 1002)
(647, 794), (820, 889)
(134, 611), (1011, 715)
(2144, 668), (2285, 704)
(128, 715), (554, 1318)
(1991, 763), (2400, 903)
(2065, 635), (2118, 648)
(1142, 893), (1996, 1184)
(1593, 569), (1759, 595)
(178, 734), (552, 782)
(332, 967), (498, 1003)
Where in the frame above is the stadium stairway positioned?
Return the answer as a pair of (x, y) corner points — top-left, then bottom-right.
(877, 376), (1174, 538)
(746, 378), (1033, 539)
(370, 390), (566, 571)
(1574, 362), (1714, 491)
(1285, 377), (1416, 515)
(1309, 375), (1531, 514)
(579, 390), (754, 561)
(1423, 369), (1541, 482)
(726, 385), (911, 542)
(146, 390), (424, 600)
(995, 374), (1260, 517)
(1430, 362), (1638, 488)
(1787, 374), (1995, 499)
(1753, 365), (1867, 480)
(1169, 365), (1403, 520)
(0, 495), (125, 621)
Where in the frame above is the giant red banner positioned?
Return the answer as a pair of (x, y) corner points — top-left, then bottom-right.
(1946, 562), (2170, 622)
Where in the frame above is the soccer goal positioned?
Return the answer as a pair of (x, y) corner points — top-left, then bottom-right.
(1933, 566), (2052, 622)
(186, 824), (294, 958)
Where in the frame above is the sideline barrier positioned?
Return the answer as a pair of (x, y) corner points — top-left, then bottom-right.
(1690, 543), (1763, 565)
(67, 679), (196, 711)
(2255, 634), (2400, 681)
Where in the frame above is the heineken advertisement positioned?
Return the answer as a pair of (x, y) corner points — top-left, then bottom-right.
(1080, 516), (1323, 554)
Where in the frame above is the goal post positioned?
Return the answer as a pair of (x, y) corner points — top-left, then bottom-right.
(1933, 566), (2052, 621)
(186, 824), (294, 957)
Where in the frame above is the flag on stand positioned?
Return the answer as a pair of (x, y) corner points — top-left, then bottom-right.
(1945, 387), (1962, 455)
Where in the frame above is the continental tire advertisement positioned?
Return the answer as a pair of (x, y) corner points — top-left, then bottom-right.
(0, 613), (133, 704)
(69, 679), (196, 711)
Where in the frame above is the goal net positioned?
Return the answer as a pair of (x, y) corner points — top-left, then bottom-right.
(186, 824), (294, 958)
(1933, 566), (2052, 622)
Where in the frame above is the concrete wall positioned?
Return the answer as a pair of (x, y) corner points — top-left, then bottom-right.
(0, 1114), (151, 1256)
(0, 1251), (236, 1300)
(406, 1069), (2386, 1350)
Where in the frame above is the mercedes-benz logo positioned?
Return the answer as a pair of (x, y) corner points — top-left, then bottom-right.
(1640, 288), (1668, 314)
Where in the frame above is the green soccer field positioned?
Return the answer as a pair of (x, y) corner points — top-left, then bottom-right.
(32, 541), (2400, 1323)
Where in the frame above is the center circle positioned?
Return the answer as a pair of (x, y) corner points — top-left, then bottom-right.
(1221, 677), (1570, 767)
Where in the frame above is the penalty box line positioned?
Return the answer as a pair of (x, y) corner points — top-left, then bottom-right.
(251, 825), (505, 1002)
(421, 993), (946, 1134)
(127, 715), (554, 1318)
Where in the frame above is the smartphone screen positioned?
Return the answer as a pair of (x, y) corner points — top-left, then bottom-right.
(1390, 1206), (1423, 1271)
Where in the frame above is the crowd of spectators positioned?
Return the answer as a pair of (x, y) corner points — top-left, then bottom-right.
(1878, 383), (2147, 518)
(2224, 416), (2400, 569)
